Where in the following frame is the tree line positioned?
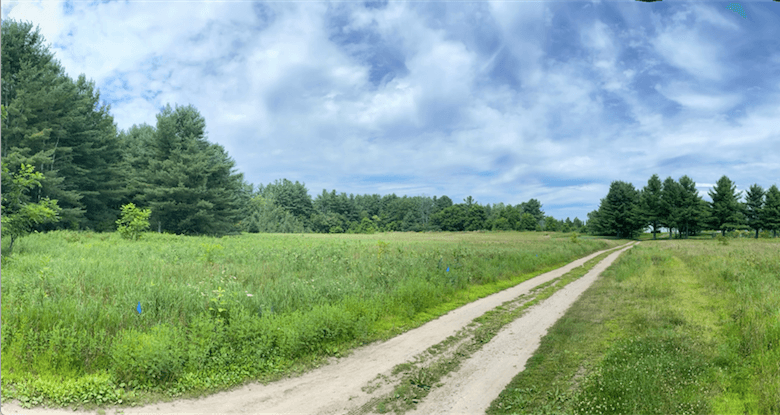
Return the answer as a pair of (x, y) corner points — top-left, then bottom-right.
(1, 20), (589, 242)
(587, 174), (780, 239)
(241, 181), (586, 234)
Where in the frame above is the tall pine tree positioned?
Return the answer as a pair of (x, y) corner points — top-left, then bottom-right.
(763, 185), (780, 238)
(708, 175), (744, 236)
(676, 175), (708, 238)
(743, 184), (765, 239)
(595, 181), (643, 238)
(660, 177), (682, 239)
(640, 174), (664, 239)
(129, 104), (245, 235)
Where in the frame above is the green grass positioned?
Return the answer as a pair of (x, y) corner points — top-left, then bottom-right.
(0, 230), (623, 409)
(488, 238), (780, 415)
(368, 245), (628, 415)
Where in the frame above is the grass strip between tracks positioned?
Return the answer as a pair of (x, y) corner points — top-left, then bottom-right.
(352, 244), (629, 415)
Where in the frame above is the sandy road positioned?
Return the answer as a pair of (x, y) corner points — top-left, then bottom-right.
(406, 241), (636, 415)
(3, 242), (634, 415)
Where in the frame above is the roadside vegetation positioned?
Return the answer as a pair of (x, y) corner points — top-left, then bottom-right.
(488, 238), (780, 415)
(0, 231), (622, 409)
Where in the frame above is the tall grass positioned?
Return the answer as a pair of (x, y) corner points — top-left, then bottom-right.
(0, 230), (619, 407)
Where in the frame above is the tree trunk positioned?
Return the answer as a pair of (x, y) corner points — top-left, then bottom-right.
(755, 229), (759, 239)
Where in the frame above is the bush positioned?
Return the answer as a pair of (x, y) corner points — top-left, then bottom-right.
(116, 203), (151, 240)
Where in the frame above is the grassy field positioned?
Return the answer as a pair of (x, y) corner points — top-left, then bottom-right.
(0, 230), (622, 409)
(488, 238), (780, 415)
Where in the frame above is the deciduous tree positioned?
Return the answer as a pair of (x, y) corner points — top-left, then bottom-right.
(1, 161), (61, 252)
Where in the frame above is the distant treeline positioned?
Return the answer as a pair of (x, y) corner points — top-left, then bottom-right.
(587, 175), (780, 239)
(1, 20), (587, 237)
(244, 181), (587, 234)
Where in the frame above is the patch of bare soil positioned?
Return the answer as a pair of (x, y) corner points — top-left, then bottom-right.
(2, 243), (634, 415)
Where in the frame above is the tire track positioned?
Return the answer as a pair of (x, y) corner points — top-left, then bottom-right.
(406, 242), (637, 415)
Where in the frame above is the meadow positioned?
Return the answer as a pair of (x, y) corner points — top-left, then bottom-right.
(488, 238), (780, 415)
(0, 230), (621, 408)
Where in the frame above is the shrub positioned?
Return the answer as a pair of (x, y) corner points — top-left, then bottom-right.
(116, 203), (151, 240)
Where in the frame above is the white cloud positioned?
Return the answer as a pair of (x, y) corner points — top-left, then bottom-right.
(651, 25), (726, 81)
(2, 1), (778, 220)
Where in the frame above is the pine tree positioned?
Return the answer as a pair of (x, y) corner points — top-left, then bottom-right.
(2, 20), (125, 230)
(660, 177), (682, 239)
(763, 185), (780, 238)
(132, 104), (245, 235)
(708, 175), (744, 236)
(640, 174), (664, 239)
(677, 175), (708, 238)
(595, 181), (643, 238)
(743, 184), (765, 239)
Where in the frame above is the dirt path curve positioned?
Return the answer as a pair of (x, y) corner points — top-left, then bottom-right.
(405, 241), (636, 415)
(3, 242), (634, 415)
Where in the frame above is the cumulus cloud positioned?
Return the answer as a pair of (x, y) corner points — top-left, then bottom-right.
(2, 0), (778, 220)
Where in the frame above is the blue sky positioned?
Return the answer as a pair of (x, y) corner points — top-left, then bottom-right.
(3, 0), (779, 221)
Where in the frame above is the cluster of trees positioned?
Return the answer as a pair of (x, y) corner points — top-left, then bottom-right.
(2, 20), (588, 242)
(1, 20), (248, 237)
(588, 174), (780, 239)
(240, 183), (586, 234)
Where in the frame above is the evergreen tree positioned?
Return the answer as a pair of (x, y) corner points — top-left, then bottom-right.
(595, 181), (643, 238)
(763, 185), (780, 238)
(660, 177), (682, 239)
(586, 209), (601, 235)
(708, 175), (744, 236)
(262, 179), (314, 226)
(676, 175), (708, 238)
(2, 21), (83, 226)
(743, 184), (766, 239)
(2, 20), (125, 230)
(640, 174), (664, 239)
(133, 104), (244, 235)
(244, 195), (305, 233)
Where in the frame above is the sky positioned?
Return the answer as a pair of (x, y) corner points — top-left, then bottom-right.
(2, 0), (779, 221)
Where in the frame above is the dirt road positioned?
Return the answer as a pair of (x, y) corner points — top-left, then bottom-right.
(3, 242), (635, 415)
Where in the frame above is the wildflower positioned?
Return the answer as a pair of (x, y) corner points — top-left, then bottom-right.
(247, 294), (254, 297)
